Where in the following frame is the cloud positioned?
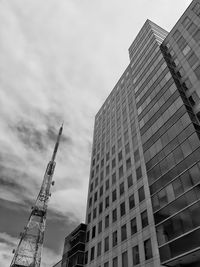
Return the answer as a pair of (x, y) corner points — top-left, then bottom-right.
(0, 232), (60, 267)
(0, 0), (191, 265)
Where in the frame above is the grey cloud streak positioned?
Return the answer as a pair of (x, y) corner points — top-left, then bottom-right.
(0, 0), (191, 266)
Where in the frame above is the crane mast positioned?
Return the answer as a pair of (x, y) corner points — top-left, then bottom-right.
(10, 124), (63, 267)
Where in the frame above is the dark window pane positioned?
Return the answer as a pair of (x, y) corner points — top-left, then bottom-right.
(121, 224), (127, 241)
(144, 239), (153, 260)
(136, 166), (142, 180)
(120, 202), (126, 217)
(122, 251), (128, 267)
(127, 174), (133, 188)
(132, 245), (140, 265)
(129, 194), (135, 209)
(112, 231), (118, 247)
(138, 186), (145, 202)
(141, 210), (149, 228)
(130, 218), (137, 235)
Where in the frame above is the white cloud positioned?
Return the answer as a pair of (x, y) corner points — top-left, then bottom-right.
(0, 0), (191, 265)
(0, 232), (59, 267)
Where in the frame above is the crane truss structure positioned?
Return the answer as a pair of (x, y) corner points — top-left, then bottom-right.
(10, 124), (63, 267)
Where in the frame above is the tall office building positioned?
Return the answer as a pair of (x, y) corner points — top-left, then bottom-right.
(84, 1), (200, 267)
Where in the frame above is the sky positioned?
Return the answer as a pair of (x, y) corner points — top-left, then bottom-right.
(0, 0), (191, 266)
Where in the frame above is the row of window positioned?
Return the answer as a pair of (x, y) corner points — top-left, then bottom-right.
(87, 186), (145, 224)
(93, 87), (135, 144)
(89, 166), (142, 208)
(93, 112), (136, 159)
(152, 162), (200, 212)
(157, 200), (200, 246)
(90, 152), (142, 194)
(91, 145), (133, 178)
(85, 238), (153, 265)
(87, 210), (148, 243)
(144, 113), (193, 168)
(150, 145), (200, 196)
(142, 92), (183, 147)
(139, 77), (175, 129)
(138, 75), (174, 121)
(154, 183), (200, 225)
(148, 131), (200, 186)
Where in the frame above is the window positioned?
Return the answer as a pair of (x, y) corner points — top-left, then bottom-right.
(120, 182), (125, 196)
(92, 226), (96, 238)
(99, 202), (103, 214)
(101, 158), (104, 168)
(98, 220), (102, 233)
(121, 224), (127, 241)
(192, 2), (200, 16)
(104, 262), (109, 267)
(112, 230), (118, 247)
(138, 186), (145, 202)
(136, 166), (142, 180)
(112, 158), (116, 169)
(105, 215), (109, 228)
(94, 192), (97, 202)
(120, 202), (126, 217)
(129, 194), (135, 209)
(112, 173), (116, 184)
(112, 189), (117, 202)
(144, 239), (153, 260)
(106, 165), (110, 176)
(183, 78), (192, 90)
(95, 177), (98, 187)
(194, 65), (200, 80)
(182, 44), (191, 56)
(90, 246), (95, 261)
(86, 230), (90, 242)
(193, 29), (200, 42)
(88, 213), (91, 223)
(97, 241), (101, 257)
(127, 174), (133, 188)
(113, 257), (118, 267)
(141, 210), (149, 228)
(118, 151), (122, 161)
(100, 171), (104, 181)
(90, 182), (93, 192)
(134, 149), (140, 162)
(112, 208), (117, 222)
(125, 143), (130, 154)
(177, 36), (186, 50)
(104, 236), (109, 252)
(112, 145), (115, 155)
(89, 197), (92, 207)
(85, 251), (88, 264)
(106, 152), (110, 161)
(182, 16), (191, 28)
(188, 52), (198, 67)
(188, 95), (195, 106)
(93, 208), (97, 219)
(106, 179), (109, 190)
(122, 251), (128, 267)
(124, 130), (129, 141)
(126, 158), (131, 170)
(173, 30), (181, 41)
(100, 185), (103, 197)
(132, 245), (140, 265)
(105, 196), (109, 208)
(119, 165), (123, 179)
(118, 138), (122, 148)
(131, 218), (137, 235)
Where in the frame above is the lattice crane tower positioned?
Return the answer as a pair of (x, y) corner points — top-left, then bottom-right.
(10, 124), (63, 267)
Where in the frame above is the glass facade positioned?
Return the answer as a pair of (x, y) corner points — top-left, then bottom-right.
(58, 1), (200, 267)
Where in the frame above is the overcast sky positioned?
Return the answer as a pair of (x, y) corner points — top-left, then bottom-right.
(0, 0), (191, 266)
